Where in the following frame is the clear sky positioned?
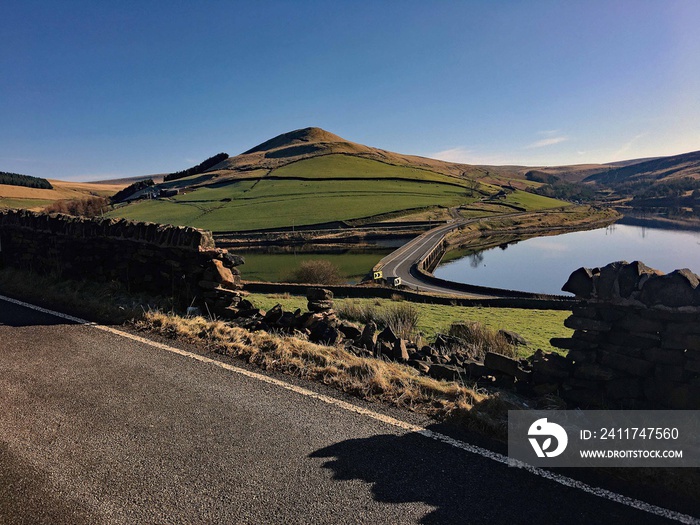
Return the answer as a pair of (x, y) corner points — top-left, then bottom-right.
(2, 0), (699, 180)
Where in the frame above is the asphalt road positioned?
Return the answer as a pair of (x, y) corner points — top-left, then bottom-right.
(375, 217), (490, 297)
(0, 297), (696, 524)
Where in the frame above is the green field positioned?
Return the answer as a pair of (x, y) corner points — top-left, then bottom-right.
(106, 153), (567, 232)
(240, 250), (390, 283)
(502, 190), (566, 210)
(106, 178), (476, 231)
(0, 198), (54, 210)
(270, 154), (467, 185)
(247, 293), (571, 355)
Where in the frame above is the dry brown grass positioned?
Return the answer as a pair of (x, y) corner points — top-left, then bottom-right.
(137, 311), (510, 433)
(447, 321), (517, 360)
(0, 179), (125, 201)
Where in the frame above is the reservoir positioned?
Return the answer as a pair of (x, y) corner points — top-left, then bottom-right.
(434, 222), (700, 296)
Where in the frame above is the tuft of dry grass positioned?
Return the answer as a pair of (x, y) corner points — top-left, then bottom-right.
(136, 311), (508, 433)
(381, 303), (420, 340)
(447, 321), (517, 360)
(336, 299), (379, 325)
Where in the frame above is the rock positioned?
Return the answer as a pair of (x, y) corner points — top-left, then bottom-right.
(306, 287), (333, 301)
(359, 322), (377, 351)
(607, 330), (659, 349)
(374, 340), (393, 359)
(641, 347), (686, 365)
(309, 321), (341, 345)
(263, 304), (284, 324)
(428, 364), (465, 382)
(564, 316), (611, 332)
(277, 312), (296, 328)
(550, 337), (596, 351)
(211, 259), (237, 289)
(222, 252), (245, 267)
(597, 261), (628, 300)
(393, 339), (409, 362)
(598, 350), (654, 377)
(565, 349), (598, 363)
(616, 312), (664, 333)
(531, 352), (571, 381)
(498, 330), (528, 346)
(338, 322), (362, 342)
(562, 267), (596, 298)
(605, 378), (643, 400)
(639, 269), (700, 307)
(655, 364), (685, 382)
(377, 326), (398, 344)
(408, 359), (431, 374)
(617, 261), (661, 298)
(308, 300), (334, 312)
(238, 299), (254, 311)
(661, 332), (700, 351)
(433, 333), (464, 352)
(573, 363), (618, 381)
(484, 352), (530, 381)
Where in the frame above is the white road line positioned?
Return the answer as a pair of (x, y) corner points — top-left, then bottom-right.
(1, 294), (697, 524)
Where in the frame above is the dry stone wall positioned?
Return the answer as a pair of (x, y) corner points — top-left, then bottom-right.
(0, 210), (244, 311)
(546, 261), (700, 409)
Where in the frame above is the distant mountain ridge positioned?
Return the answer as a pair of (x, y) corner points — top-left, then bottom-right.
(584, 150), (700, 185)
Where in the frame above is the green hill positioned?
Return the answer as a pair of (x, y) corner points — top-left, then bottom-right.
(105, 128), (568, 231)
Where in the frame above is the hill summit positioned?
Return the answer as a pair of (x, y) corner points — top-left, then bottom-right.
(242, 127), (346, 154)
(210, 126), (479, 179)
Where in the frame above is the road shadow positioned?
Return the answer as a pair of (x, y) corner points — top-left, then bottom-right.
(310, 429), (679, 524)
(0, 298), (74, 327)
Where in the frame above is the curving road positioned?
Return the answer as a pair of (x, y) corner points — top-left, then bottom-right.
(375, 216), (485, 296)
(376, 210), (537, 297)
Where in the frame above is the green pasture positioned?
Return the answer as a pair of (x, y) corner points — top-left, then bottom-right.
(270, 154), (467, 186)
(106, 178), (475, 231)
(502, 190), (567, 210)
(240, 250), (390, 283)
(0, 198), (54, 210)
(247, 293), (571, 356)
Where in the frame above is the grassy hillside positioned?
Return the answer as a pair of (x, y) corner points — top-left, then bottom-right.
(101, 128), (569, 231)
(106, 177), (477, 231)
(270, 154), (472, 186)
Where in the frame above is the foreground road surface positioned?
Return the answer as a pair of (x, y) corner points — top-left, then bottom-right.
(0, 297), (696, 524)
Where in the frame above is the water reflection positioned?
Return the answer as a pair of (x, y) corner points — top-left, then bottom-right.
(434, 223), (700, 295)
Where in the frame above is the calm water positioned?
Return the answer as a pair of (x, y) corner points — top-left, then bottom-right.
(434, 223), (700, 295)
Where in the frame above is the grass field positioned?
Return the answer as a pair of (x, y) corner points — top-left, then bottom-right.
(247, 293), (571, 355)
(106, 178), (476, 231)
(270, 154), (468, 186)
(239, 251), (390, 282)
(0, 197), (55, 210)
(502, 190), (568, 210)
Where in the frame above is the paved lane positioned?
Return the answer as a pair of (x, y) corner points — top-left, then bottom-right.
(0, 297), (695, 524)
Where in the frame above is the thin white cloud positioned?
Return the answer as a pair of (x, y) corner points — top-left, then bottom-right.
(612, 133), (647, 160)
(430, 147), (473, 164)
(526, 136), (569, 149)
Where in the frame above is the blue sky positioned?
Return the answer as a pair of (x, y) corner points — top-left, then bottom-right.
(2, 1), (699, 180)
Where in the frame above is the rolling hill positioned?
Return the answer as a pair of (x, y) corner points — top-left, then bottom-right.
(583, 150), (700, 185)
(104, 127), (568, 231)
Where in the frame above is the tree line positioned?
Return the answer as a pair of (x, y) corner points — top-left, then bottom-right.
(163, 152), (229, 182)
(0, 171), (53, 189)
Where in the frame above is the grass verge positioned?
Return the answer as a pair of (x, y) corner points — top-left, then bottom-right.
(249, 293), (571, 355)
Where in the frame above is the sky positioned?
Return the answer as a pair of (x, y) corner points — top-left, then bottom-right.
(2, 0), (700, 181)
